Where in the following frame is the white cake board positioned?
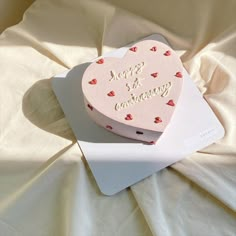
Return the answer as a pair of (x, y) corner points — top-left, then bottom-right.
(52, 34), (225, 195)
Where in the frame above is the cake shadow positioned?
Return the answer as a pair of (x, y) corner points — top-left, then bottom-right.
(51, 63), (140, 144)
(22, 78), (76, 141)
(22, 64), (140, 144)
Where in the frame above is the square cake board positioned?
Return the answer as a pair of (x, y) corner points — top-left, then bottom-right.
(52, 34), (224, 195)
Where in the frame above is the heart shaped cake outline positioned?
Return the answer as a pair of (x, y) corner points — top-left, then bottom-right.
(82, 40), (184, 142)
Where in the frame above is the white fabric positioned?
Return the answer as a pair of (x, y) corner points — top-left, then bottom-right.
(0, 0), (235, 235)
(0, 0), (34, 32)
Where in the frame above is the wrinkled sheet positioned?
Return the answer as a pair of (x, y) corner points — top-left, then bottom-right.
(0, 0), (235, 235)
(0, 0), (34, 33)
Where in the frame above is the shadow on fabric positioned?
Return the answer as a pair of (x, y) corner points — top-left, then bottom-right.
(22, 78), (76, 141)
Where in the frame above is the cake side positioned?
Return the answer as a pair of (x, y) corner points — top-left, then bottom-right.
(84, 97), (163, 143)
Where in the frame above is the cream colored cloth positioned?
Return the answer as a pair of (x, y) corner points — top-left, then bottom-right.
(0, 0), (34, 33)
(0, 0), (235, 235)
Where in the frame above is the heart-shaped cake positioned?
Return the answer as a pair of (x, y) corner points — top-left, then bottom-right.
(81, 40), (184, 143)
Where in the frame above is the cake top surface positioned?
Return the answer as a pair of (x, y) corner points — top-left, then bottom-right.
(82, 40), (183, 132)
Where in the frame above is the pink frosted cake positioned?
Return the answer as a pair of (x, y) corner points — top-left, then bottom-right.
(81, 40), (184, 144)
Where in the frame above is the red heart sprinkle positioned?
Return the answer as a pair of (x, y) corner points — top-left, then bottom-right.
(96, 58), (104, 64)
(88, 78), (97, 85)
(175, 72), (183, 78)
(107, 91), (115, 97)
(151, 72), (158, 78)
(87, 104), (93, 110)
(167, 100), (175, 106)
(106, 125), (113, 130)
(150, 46), (157, 51)
(125, 114), (133, 120)
(149, 141), (156, 145)
(129, 47), (137, 52)
(154, 117), (162, 123)
(164, 50), (171, 56)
